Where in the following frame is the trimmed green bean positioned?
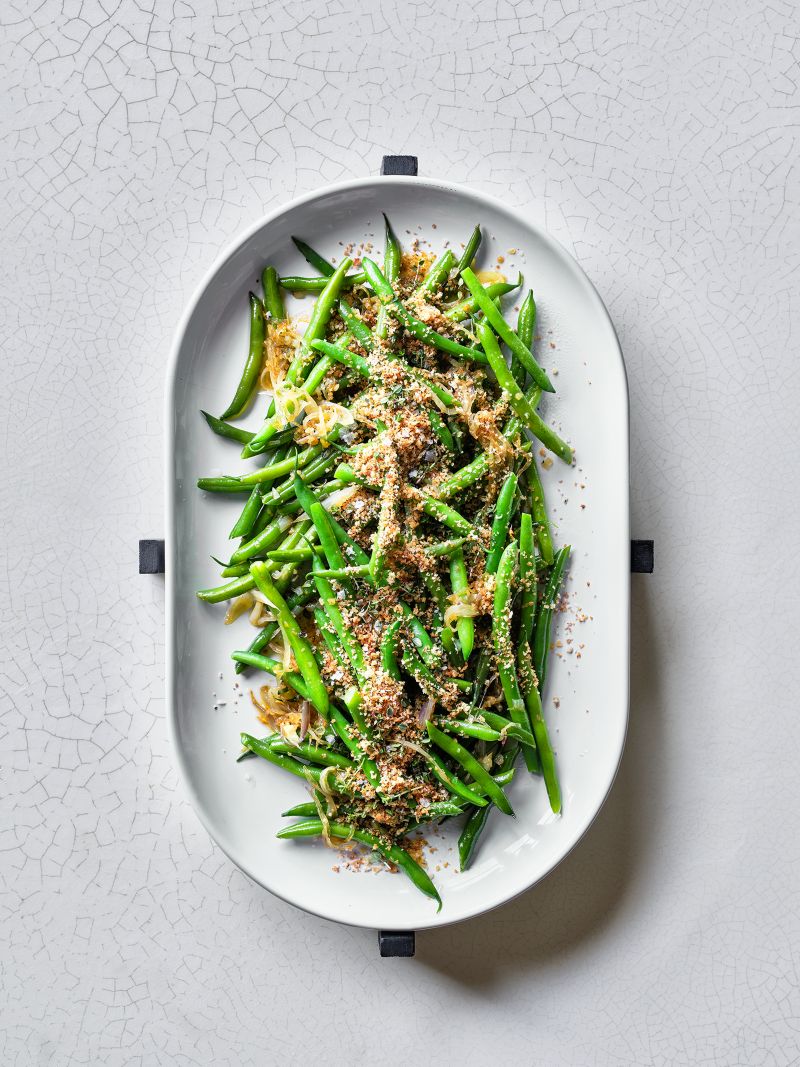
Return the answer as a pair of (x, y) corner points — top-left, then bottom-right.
(291, 237), (335, 276)
(533, 544), (571, 687)
(201, 410), (255, 444)
(221, 292), (266, 419)
(455, 224), (482, 274)
(478, 323), (573, 463)
(361, 258), (488, 362)
(426, 723), (513, 815)
(449, 547), (474, 661)
(463, 269), (554, 394)
(250, 562), (329, 718)
(276, 818), (441, 910)
(486, 471), (518, 574)
(458, 805), (489, 870)
(229, 485), (263, 540)
(492, 540), (540, 774)
(519, 511), (537, 643)
(527, 456), (554, 565)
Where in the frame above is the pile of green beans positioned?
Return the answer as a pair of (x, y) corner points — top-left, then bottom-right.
(196, 219), (574, 907)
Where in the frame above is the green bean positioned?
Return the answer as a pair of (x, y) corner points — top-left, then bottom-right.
(291, 237), (334, 276)
(458, 805), (489, 870)
(479, 709), (538, 749)
(261, 452), (340, 507)
(455, 224), (482, 274)
(380, 616), (403, 680)
(527, 455), (554, 565)
(425, 537), (468, 557)
(469, 648), (491, 712)
(463, 269), (554, 394)
(240, 431), (338, 486)
(269, 739), (354, 770)
(471, 745), (520, 796)
(289, 257), (354, 378)
(445, 277), (521, 322)
(311, 338), (370, 377)
(426, 723), (513, 815)
(338, 299), (374, 350)
(314, 606), (349, 675)
(262, 266), (286, 322)
(421, 495), (475, 537)
(435, 455), (488, 501)
(201, 410), (256, 444)
(230, 652), (310, 699)
(417, 248), (456, 296)
(517, 291), (535, 350)
(440, 718), (502, 742)
(361, 258), (488, 362)
(399, 607), (441, 672)
(518, 643), (561, 813)
(416, 800), (465, 821)
(334, 466), (474, 537)
(240, 733), (323, 782)
(250, 562), (329, 718)
(266, 547), (319, 563)
(512, 290), (535, 386)
(307, 500), (349, 573)
(233, 582), (315, 674)
(493, 540), (539, 774)
(376, 213), (401, 340)
(478, 323), (573, 463)
(449, 546), (474, 661)
(197, 476), (251, 493)
(278, 272), (366, 291)
(276, 819), (441, 909)
(229, 514), (293, 565)
(428, 409), (456, 452)
(234, 620), (277, 674)
(328, 706), (380, 788)
(401, 647), (468, 703)
(311, 556), (365, 686)
(197, 573), (255, 603)
(293, 478), (370, 566)
(486, 471), (518, 574)
(282, 802), (320, 818)
(421, 570), (460, 664)
(229, 485), (263, 540)
(533, 544), (571, 687)
(219, 292), (266, 419)
(313, 564), (370, 580)
(220, 561), (250, 578)
(402, 735), (487, 808)
(519, 512), (537, 643)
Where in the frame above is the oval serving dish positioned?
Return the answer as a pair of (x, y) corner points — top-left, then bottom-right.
(166, 175), (629, 931)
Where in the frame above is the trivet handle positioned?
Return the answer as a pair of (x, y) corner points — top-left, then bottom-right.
(380, 155), (418, 176)
(379, 930), (415, 957)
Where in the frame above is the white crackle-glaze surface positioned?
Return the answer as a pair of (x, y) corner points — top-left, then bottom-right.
(1, 1), (798, 1064)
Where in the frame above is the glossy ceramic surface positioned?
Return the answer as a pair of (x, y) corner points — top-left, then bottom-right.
(166, 177), (629, 930)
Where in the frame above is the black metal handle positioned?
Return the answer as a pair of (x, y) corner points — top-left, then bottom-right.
(139, 539), (165, 574)
(380, 155), (418, 176)
(630, 539), (654, 573)
(379, 930), (415, 957)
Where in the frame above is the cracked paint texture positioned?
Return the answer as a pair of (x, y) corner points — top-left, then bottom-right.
(1, 0), (799, 1064)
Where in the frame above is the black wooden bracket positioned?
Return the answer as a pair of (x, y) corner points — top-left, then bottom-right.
(139, 539), (165, 574)
(380, 155), (418, 176)
(378, 930), (415, 957)
(630, 539), (654, 573)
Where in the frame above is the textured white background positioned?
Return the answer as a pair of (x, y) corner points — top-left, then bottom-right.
(2, 1), (799, 1064)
